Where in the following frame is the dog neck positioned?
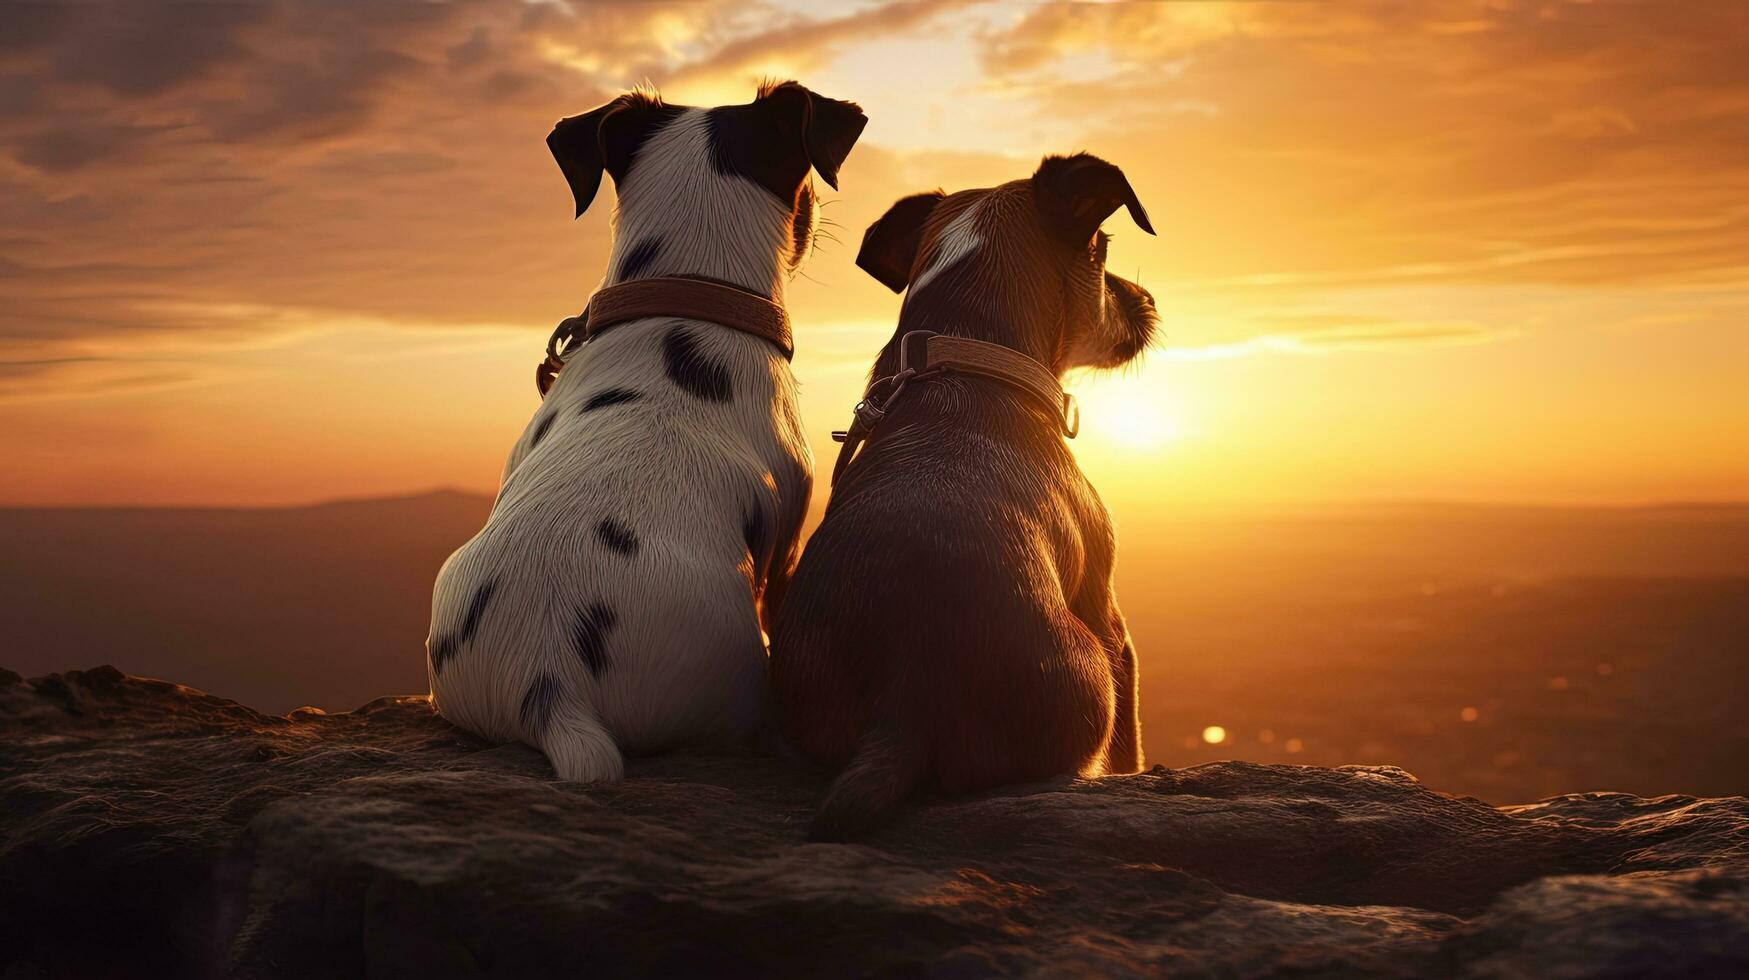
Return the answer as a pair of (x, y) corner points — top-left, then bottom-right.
(876, 285), (1060, 383)
(600, 108), (797, 306)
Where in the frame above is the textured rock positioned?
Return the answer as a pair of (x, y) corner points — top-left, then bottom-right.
(2, 666), (1745, 978)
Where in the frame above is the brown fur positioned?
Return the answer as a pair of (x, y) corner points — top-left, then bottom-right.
(770, 155), (1157, 840)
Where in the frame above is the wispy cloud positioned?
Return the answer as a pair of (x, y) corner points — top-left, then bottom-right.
(976, 0), (1749, 292)
(1165, 320), (1506, 361)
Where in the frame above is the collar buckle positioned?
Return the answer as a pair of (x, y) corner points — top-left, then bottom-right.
(536, 311), (587, 398)
(897, 329), (938, 374)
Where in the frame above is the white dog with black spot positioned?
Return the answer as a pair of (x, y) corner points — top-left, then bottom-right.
(426, 83), (866, 780)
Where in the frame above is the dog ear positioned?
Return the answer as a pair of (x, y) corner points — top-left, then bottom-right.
(548, 94), (683, 218)
(756, 81), (868, 190)
(548, 97), (627, 219)
(856, 191), (945, 293)
(1031, 153), (1155, 247)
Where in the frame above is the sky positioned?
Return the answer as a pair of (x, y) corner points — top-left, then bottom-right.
(2, 0), (1746, 510)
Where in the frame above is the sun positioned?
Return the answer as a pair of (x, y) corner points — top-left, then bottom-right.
(1072, 377), (1184, 450)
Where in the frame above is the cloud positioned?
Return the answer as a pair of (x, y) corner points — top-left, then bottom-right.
(0, 0), (968, 387)
(1166, 319), (1505, 361)
(663, 0), (955, 88)
(0, 354), (211, 404)
(49, 1), (266, 97)
(978, 0), (1749, 293)
(0, 3), (632, 368)
(3, 0), (1745, 403)
(9, 120), (177, 172)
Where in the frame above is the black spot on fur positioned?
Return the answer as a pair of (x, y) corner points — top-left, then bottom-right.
(581, 388), (643, 413)
(596, 517), (639, 556)
(662, 326), (733, 402)
(708, 105), (808, 207)
(616, 236), (663, 281)
(529, 413), (556, 448)
(519, 672), (561, 734)
(571, 602), (618, 678)
(459, 581), (496, 645)
(429, 635), (457, 676)
(432, 579), (497, 677)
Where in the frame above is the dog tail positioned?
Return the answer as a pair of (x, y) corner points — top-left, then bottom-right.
(809, 724), (924, 842)
(533, 683), (625, 783)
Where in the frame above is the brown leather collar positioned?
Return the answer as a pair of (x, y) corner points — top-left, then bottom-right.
(537, 276), (792, 397)
(830, 330), (1079, 484)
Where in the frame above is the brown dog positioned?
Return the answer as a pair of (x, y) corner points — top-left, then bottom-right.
(769, 154), (1158, 839)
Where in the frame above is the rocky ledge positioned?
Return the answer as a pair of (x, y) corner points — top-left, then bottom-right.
(2, 666), (1746, 978)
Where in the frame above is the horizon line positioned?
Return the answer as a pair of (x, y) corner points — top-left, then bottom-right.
(2, 486), (1747, 515)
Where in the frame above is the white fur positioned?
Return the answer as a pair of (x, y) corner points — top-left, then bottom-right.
(909, 198), (982, 296)
(427, 109), (813, 780)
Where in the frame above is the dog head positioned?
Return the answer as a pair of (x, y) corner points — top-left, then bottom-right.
(856, 154), (1157, 371)
(548, 82), (867, 298)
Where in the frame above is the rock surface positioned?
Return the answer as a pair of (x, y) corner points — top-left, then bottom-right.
(2, 666), (1746, 978)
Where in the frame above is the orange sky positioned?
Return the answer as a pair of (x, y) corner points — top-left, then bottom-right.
(2, 0), (1746, 509)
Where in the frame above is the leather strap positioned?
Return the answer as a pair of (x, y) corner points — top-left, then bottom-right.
(923, 334), (1070, 427)
(830, 330), (1079, 484)
(537, 276), (792, 397)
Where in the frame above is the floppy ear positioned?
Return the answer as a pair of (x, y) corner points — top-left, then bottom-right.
(1031, 153), (1155, 246)
(856, 191), (945, 293)
(547, 97), (627, 219)
(757, 81), (868, 190)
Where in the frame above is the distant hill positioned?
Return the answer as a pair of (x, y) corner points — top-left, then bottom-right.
(0, 490), (492, 713)
(2, 490), (1745, 802)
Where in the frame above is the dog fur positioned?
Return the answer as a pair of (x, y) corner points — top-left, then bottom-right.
(769, 154), (1158, 839)
(427, 83), (865, 781)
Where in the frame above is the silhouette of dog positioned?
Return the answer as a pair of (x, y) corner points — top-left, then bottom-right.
(771, 154), (1158, 838)
(427, 83), (865, 781)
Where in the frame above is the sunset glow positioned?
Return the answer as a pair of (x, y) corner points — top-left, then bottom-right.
(2, 0), (1746, 509)
(1075, 376), (1185, 451)
(4, 10), (1746, 968)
